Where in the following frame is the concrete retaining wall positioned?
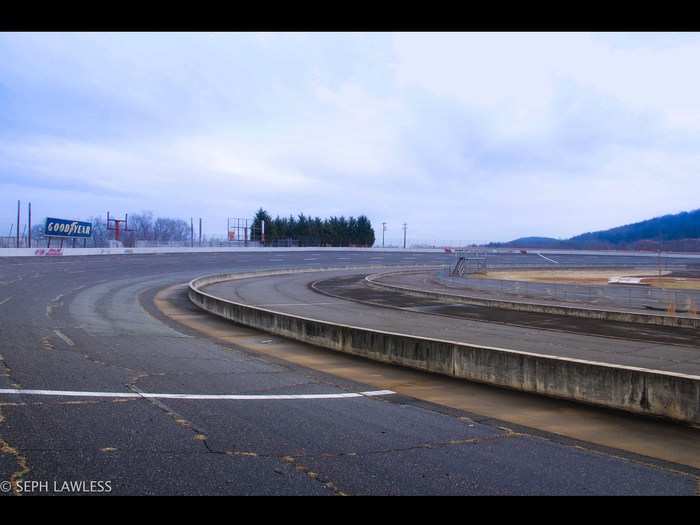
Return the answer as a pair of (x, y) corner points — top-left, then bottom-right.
(189, 270), (700, 426)
(365, 270), (700, 330)
(4, 246), (700, 258)
(0, 247), (447, 257)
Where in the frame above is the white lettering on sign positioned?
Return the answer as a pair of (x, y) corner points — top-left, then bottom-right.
(45, 219), (92, 238)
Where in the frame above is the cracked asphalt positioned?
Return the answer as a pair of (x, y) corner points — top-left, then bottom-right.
(0, 250), (698, 495)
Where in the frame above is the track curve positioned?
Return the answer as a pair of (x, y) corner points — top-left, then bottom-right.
(1, 251), (699, 495)
(202, 269), (700, 375)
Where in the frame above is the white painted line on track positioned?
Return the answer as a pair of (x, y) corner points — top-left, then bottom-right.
(53, 330), (75, 347)
(536, 253), (560, 264)
(0, 388), (396, 401)
(0, 297), (11, 306)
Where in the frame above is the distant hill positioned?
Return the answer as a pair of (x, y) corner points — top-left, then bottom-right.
(489, 208), (700, 251)
(500, 237), (563, 248)
(570, 209), (700, 246)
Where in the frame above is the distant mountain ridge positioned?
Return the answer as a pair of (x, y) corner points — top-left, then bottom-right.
(490, 208), (700, 251)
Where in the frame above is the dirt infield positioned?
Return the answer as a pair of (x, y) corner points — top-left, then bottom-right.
(641, 277), (700, 290)
(483, 269), (700, 290)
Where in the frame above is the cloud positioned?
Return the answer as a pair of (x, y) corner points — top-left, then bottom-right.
(1, 32), (700, 241)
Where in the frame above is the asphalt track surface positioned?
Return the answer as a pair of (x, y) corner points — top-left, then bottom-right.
(0, 250), (698, 495)
(312, 273), (700, 352)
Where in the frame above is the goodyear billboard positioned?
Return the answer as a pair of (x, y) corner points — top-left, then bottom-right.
(44, 217), (93, 239)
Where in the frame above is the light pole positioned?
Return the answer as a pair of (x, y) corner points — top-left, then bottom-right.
(402, 223), (407, 249)
(382, 222), (386, 248)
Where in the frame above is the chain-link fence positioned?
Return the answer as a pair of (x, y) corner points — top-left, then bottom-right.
(0, 236), (95, 248)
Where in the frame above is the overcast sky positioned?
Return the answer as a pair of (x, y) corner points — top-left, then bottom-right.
(1, 32), (699, 244)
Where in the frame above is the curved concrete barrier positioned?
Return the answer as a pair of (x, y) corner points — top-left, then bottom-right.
(189, 269), (700, 426)
(364, 269), (700, 330)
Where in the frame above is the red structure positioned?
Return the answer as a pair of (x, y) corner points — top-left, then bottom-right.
(107, 212), (134, 243)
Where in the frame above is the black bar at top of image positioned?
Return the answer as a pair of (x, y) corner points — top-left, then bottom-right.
(2, 4), (699, 32)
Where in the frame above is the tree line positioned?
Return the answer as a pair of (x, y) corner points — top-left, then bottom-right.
(251, 209), (375, 247)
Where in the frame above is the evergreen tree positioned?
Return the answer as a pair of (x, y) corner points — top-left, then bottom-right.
(251, 208), (272, 242)
(255, 209), (375, 247)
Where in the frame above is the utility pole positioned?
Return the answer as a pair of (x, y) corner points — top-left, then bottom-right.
(190, 217), (194, 248)
(402, 223), (407, 249)
(16, 200), (20, 248)
(28, 202), (31, 248)
(382, 222), (387, 248)
(198, 218), (202, 247)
